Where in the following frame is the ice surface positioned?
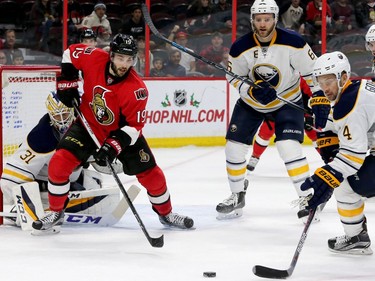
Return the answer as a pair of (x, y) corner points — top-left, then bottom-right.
(1, 146), (374, 281)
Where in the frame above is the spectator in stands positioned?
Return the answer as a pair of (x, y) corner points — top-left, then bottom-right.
(54, 0), (84, 44)
(212, 0), (232, 32)
(330, 0), (354, 33)
(1, 29), (19, 64)
(197, 31), (229, 76)
(29, 0), (56, 51)
(279, 0), (306, 33)
(150, 57), (166, 77)
(167, 26), (196, 72)
(120, 5), (145, 40)
(134, 36), (153, 76)
(185, 0), (216, 34)
(355, 0), (375, 29)
(0, 50), (8, 65)
(213, 50), (229, 77)
(164, 50), (186, 77)
(12, 50), (24, 65)
(305, 0), (332, 36)
(81, 2), (112, 47)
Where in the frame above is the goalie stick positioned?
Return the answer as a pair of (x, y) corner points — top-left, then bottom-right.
(141, 3), (308, 115)
(73, 101), (164, 248)
(252, 208), (317, 279)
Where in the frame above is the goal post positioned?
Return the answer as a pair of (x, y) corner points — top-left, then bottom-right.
(0, 65), (60, 224)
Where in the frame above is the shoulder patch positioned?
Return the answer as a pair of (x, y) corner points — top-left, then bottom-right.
(230, 33), (257, 58)
(134, 88), (147, 100)
(274, 28), (306, 48)
(27, 114), (59, 153)
(333, 81), (361, 120)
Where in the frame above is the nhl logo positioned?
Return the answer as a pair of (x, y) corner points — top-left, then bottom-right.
(173, 90), (187, 107)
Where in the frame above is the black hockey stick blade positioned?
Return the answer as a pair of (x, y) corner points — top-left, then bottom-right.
(252, 208), (317, 279)
(252, 266), (290, 279)
(151, 235), (164, 248)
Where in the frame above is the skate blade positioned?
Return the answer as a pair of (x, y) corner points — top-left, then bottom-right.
(216, 208), (243, 220)
(329, 246), (373, 255)
(31, 226), (61, 236)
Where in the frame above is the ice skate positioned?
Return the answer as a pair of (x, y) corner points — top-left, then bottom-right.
(297, 200), (325, 224)
(159, 212), (194, 229)
(216, 180), (248, 220)
(328, 229), (373, 255)
(247, 156), (259, 171)
(31, 210), (64, 235)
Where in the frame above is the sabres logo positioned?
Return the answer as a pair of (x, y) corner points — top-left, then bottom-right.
(253, 64), (281, 88)
(90, 86), (115, 125)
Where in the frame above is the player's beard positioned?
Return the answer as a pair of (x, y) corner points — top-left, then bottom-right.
(254, 23), (276, 42)
(110, 62), (128, 77)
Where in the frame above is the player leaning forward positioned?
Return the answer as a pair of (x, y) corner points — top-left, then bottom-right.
(32, 34), (194, 233)
(301, 51), (374, 255)
(216, 0), (329, 220)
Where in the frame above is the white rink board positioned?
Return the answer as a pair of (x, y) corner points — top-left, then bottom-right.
(2, 71), (57, 154)
(143, 79), (229, 138)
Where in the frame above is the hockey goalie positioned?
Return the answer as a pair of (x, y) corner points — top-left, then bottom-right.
(0, 92), (139, 230)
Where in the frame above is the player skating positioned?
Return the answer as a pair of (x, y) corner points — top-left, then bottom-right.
(216, 0), (330, 220)
(31, 34), (194, 234)
(301, 51), (374, 255)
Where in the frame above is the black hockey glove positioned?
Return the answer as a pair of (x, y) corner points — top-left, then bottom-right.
(248, 80), (277, 105)
(94, 130), (131, 166)
(310, 90), (330, 129)
(301, 165), (343, 209)
(95, 137), (123, 166)
(56, 76), (80, 108)
(304, 113), (314, 131)
(316, 130), (339, 164)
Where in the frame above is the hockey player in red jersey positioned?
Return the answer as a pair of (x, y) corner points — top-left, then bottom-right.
(32, 34), (194, 234)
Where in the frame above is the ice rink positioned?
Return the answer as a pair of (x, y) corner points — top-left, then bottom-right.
(1, 145), (375, 281)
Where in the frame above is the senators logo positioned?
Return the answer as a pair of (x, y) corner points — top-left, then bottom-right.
(90, 86), (115, 125)
(139, 149), (150, 163)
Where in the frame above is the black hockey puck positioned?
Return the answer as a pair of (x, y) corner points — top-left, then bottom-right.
(203, 272), (216, 278)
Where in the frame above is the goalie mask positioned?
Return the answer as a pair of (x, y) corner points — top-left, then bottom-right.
(46, 92), (75, 134)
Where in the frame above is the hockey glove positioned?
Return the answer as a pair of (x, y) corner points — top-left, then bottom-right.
(95, 137), (123, 166)
(309, 90), (330, 129)
(304, 113), (314, 131)
(316, 131), (339, 164)
(301, 165), (343, 209)
(56, 76), (80, 108)
(248, 80), (277, 105)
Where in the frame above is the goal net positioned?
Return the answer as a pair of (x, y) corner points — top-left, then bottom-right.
(0, 65), (60, 224)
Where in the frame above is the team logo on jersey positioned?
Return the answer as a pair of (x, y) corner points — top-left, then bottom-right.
(174, 90), (187, 106)
(134, 88), (147, 100)
(90, 86), (115, 125)
(139, 149), (150, 162)
(253, 64), (280, 87)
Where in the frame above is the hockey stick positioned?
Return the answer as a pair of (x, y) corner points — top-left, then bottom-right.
(141, 3), (307, 114)
(252, 208), (316, 279)
(73, 101), (164, 248)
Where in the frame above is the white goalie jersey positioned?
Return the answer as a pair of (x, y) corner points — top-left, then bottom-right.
(227, 27), (320, 113)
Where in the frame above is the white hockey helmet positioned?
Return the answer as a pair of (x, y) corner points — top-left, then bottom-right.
(46, 92), (75, 134)
(250, 0), (279, 23)
(365, 24), (375, 50)
(313, 51), (351, 81)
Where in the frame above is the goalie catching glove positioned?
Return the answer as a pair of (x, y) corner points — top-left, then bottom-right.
(309, 90), (330, 129)
(56, 76), (80, 108)
(248, 80), (277, 105)
(316, 130), (339, 164)
(301, 165), (343, 209)
(94, 130), (130, 166)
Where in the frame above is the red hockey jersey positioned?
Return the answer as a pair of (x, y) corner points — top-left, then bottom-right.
(63, 44), (148, 145)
